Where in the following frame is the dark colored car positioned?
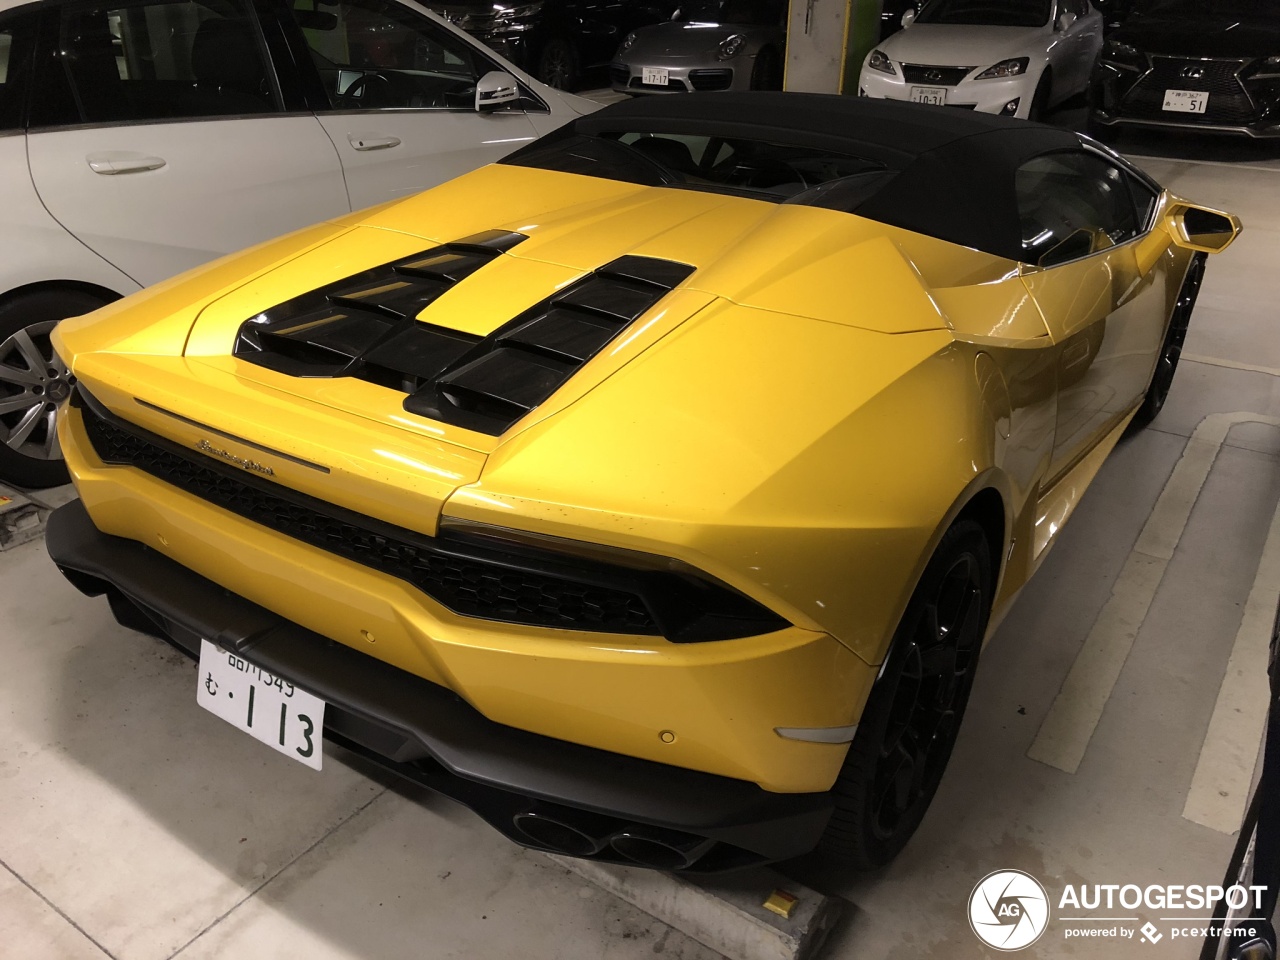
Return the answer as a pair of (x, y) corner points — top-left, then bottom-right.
(1089, 0), (1280, 137)
(428, 0), (678, 89)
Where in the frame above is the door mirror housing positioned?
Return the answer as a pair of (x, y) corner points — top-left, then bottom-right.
(1056, 10), (1076, 31)
(476, 71), (520, 111)
(1166, 201), (1242, 254)
(901, 8), (916, 27)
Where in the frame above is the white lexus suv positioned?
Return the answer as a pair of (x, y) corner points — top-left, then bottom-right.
(0, 0), (590, 487)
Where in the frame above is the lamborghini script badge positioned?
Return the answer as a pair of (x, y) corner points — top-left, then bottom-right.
(196, 439), (275, 477)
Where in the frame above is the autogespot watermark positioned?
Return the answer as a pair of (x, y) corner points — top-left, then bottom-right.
(968, 870), (1270, 950)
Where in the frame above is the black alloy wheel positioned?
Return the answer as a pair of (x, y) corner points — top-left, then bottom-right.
(1132, 251), (1206, 429)
(537, 36), (580, 91)
(819, 519), (992, 869)
(0, 289), (113, 489)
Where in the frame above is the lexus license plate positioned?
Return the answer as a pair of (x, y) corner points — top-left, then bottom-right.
(909, 86), (947, 106)
(197, 639), (325, 770)
(642, 66), (669, 86)
(1163, 89), (1209, 113)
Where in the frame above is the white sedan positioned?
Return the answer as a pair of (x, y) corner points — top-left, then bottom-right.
(858, 0), (1103, 120)
(0, 0), (591, 488)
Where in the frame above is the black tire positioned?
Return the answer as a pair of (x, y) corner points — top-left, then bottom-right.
(0, 289), (112, 489)
(1028, 71), (1052, 122)
(537, 36), (580, 91)
(1130, 252), (1207, 430)
(750, 46), (782, 91)
(819, 519), (993, 870)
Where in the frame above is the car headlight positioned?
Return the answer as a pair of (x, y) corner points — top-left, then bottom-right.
(1253, 54), (1280, 79)
(976, 57), (1029, 80)
(1104, 40), (1139, 59)
(866, 49), (895, 75)
(492, 2), (543, 20)
(718, 34), (745, 60)
(620, 32), (637, 52)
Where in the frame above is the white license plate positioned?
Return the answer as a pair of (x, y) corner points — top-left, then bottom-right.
(197, 639), (325, 770)
(1163, 89), (1209, 113)
(642, 66), (669, 86)
(910, 86), (948, 106)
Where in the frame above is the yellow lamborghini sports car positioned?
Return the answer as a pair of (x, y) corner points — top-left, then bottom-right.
(46, 93), (1239, 872)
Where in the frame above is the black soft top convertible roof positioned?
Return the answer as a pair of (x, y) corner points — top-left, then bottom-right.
(502, 92), (1094, 262)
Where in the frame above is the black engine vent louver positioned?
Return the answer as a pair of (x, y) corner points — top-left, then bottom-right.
(235, 234), (695, 436)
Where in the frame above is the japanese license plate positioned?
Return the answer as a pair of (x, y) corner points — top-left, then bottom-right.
(197, 639), (325, 770)
(642, 66), (669, 86)
(910, 86), (947, 106)
(1163, 89), (1209, 113)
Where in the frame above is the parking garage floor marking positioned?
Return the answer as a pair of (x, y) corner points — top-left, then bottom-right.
(1182, 496), (1280, 833)
(1029, 411), (1280, 774)
(1184, 354), (1280, 378)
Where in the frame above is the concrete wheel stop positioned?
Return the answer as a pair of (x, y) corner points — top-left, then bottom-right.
(546, 855), (846, 960)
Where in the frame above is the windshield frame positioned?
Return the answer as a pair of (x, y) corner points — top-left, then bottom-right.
(914, 0), (1055, 28)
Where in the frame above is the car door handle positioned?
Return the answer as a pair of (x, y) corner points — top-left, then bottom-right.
(348, 135), (401, 151)
(86, 152), (167, 175)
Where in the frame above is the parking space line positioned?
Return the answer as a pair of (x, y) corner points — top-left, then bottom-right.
(1184, 354), (1280, 378)
(1182, 498), (1280, 833)
(1028, 412), (1280, 774)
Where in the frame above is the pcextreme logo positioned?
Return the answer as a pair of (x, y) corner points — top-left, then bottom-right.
(969, 870), (1051, 951)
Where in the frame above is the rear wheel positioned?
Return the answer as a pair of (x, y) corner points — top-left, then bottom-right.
(0, 289), (112, 489)
(818, 519), (992, 869)
(537, 36), (580, 91)
(1131, 252), (1207, 429)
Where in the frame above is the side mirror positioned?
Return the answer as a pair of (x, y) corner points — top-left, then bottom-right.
(901, 8), (916, 27)
(475, 71), (520, 111)
(1226, 920), (1275, 960)
(1056, 10), (1076, 30)
(1167, 201), (1242, 254)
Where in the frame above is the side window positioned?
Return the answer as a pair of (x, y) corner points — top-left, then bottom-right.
(0, 13), (37, 131)
(1016, 151), (1142, 267)
(52, 0), (279, 125)
(289, 0), (485, 110)
(1126, 173), (1160, 232)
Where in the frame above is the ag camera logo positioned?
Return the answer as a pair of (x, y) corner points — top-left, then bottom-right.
(969, 869), (1051, 951)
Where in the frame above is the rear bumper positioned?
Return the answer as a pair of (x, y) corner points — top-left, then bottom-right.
(46, 499), (834, 871)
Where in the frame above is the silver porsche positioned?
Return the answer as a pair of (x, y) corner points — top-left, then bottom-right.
(610, 0), (786, 94)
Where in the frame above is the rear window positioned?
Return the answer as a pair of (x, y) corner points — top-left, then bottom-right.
(0, 14), (36, 132)
(504, 129), (895, 210)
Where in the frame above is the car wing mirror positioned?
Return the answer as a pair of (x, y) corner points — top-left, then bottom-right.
(1166, 201), (1242, 254)
(901, 8), (916, 27)
(1056, 10), (1076, 30)
(476, 71), (521, 111)
(1225, 919), (1275, 960)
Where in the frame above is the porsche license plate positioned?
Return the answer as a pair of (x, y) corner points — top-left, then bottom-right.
(910, 86), (947, 106)
(1163, 89), (1209, 113)
(642, 66), (669, 86)
(196, 639), (324, 770)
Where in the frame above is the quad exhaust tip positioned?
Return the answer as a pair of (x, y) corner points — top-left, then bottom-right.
(511, 810), (717, 870)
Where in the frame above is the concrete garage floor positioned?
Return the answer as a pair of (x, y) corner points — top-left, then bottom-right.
(2, 121), (1279, 959)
